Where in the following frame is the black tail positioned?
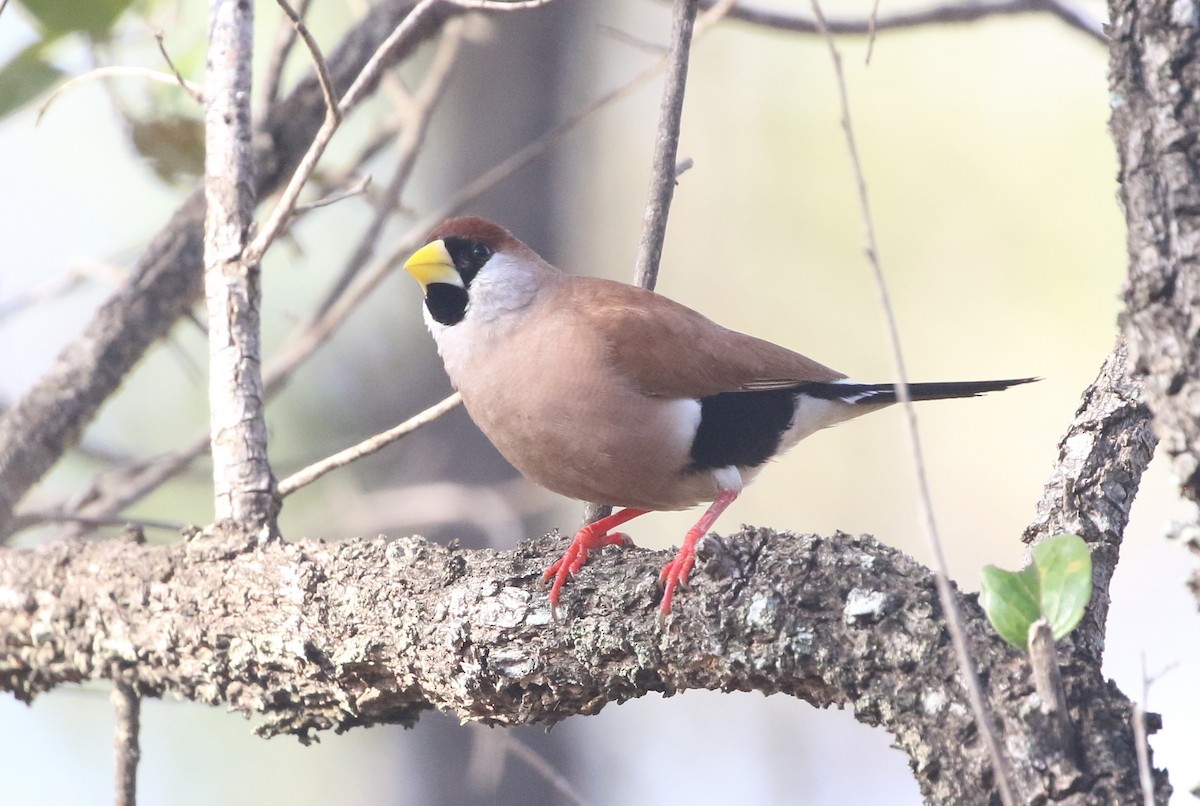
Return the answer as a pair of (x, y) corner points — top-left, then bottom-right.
(796, 377), (1038, 406)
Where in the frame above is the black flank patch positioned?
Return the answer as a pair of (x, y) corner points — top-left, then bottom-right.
(688, 388), (797, 471)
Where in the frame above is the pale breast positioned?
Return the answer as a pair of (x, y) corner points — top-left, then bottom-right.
(441, 297), (721, 510)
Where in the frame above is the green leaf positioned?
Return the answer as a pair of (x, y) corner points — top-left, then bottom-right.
(980, 534), (1093, 649)
(19, 0), (135, 39)
(980, 564), (1042, 648)
(0, 43), (63, 119)
(1031, 534), (1092, 641)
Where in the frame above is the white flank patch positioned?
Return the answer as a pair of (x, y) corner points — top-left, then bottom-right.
(712, 465), (744, 495)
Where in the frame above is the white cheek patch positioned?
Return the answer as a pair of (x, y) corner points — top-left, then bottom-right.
(468, 253), (541, 321)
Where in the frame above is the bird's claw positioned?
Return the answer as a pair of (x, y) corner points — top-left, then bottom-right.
(542, 529), (632, 619)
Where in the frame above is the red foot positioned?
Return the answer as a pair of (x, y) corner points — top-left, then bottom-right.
(657, 490), (739, 618)
(542, 508), (649, 618)
(657, 541), (698, 616)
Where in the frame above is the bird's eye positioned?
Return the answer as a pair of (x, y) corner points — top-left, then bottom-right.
(470, 243), (493, 263)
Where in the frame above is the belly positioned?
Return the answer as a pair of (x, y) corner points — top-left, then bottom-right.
(462, 383), (717, 511)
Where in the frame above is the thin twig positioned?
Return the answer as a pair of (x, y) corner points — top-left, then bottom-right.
(865, 0), (881, 63)
(497, 732), (588, 806)
(10, 511), (186, 534)
(632, 0), (700, 292)
(112, 681), (140, 806)
(445, 0), (556, 8)
(36, 66), (204, 124)
(277, 393), (463, 496)
(704, 0), (1106, 45)
(153, 31), (205, 104)
(51, 440), (209, 540)
(0, 262), (121, 324)
(242, 0), (444, 266)
(588, 0), (706, 526)
(293, 174), (372, 213)
(808, 2), (1015, 803)
(276, 0), (341, 122)
(598, 24), (670, 55)
(311, 18), (466, 318)
(1133, 653), (1176, 806)
(258, 0), (312, 122)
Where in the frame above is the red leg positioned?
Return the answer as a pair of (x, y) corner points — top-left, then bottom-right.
(543, 507), (650, 618)
(658, 490), (739, 617)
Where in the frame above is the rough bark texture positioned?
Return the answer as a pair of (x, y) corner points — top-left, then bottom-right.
(1110, 0), (1200, 518)
(204, 0), (279, 533)
(0, 525), (1156, 804)
(0, 338), (1165, 804)
(1023, 343), (1158, 665)
(0, 0), (455, 538)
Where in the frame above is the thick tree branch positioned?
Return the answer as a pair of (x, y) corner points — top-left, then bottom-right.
(1023, 343), (1157, 663)
(0, 526), (1154, 804)
(0, 0), (457, 539)
(1107, 0), (1200, 601)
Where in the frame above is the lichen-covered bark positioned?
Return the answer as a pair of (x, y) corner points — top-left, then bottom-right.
(0, 520), (1158, 803)
(1024, 344), (1158, 665)
(1111, 0), (1200, 493)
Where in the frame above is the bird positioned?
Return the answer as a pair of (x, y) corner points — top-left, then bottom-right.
(402, 216), (1034, 618)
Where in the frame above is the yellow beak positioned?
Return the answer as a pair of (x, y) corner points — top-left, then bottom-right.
(403, 240), (462, 291)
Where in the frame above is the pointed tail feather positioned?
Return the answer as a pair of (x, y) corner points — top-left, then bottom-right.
(796, 377), (1038, 406)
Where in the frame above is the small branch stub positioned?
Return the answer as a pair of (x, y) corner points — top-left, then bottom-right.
(1028, 618), (1073, 748)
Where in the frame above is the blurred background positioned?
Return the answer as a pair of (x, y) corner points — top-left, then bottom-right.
(2, 0), (1196, 803)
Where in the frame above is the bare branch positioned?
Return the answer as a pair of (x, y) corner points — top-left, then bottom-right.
(153, 30), (204, 104)
(1132, 653), (1156, 806)
(1110, 0), (1200, 616)
(258, 0), (312, 121)
(704, 0), (1107, 45)
(808, 2), (1014, 802)
(0, 527), (1153, 803)
(275, 0), (340, 122)
(9, 511), (186, 535)
(1022, 343), (1156, 662)
(204, 0), (279, 535)
(0, 261), (123, 324)
(865, 0), (881, 62)
(632, 0), (701, 292)
(292, 174), (372, 213)
(445, 0), (556, 8)
(311, 18), (466, 318)
(31, 438), (208, 542)
(468, 728), (588, 806)
(112, 681), (140, 806)
(244, 0), (452, 266)
(277, 393), (463, 496)
(36, 66), (204, 124)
